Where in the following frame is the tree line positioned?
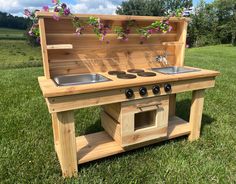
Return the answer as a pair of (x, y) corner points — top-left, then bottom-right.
(0, 12), (30, 30)
(117, 0), (236, 47)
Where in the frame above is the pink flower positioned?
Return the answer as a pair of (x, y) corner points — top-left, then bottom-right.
(54, 7), (60, 12)
(24, 9), (31, 17)
(63, 8), (70, 16)
(42, 5), (49, 12)
(52, 0), (58, 4)
(53, 14), (60, 21)
(165, 20), (170, 24)
(61, 3), (67, 9)
(168, 26), (173, 32)
(28, 30), (33, 36)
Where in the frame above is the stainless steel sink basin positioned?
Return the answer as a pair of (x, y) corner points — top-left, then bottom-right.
(53, 74), (111, 86)
(151, 66), (200, 74)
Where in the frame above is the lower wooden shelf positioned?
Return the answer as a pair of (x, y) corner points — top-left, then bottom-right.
(76, 116), (190, 164)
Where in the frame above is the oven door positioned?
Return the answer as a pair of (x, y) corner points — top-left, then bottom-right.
(120, 96), (169, 147)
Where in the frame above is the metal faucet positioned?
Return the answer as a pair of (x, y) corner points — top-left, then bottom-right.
(155, 51), (169, 65)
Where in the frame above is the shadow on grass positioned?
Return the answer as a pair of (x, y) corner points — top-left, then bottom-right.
(78, 99), (216, 170)
(175, 99), (215, 128)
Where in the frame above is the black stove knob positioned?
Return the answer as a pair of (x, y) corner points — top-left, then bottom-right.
(152, 85), (160, 94)
(125, 89), (134, 99)
(139, 87), (147, 96)
(164, 84), (172, 92)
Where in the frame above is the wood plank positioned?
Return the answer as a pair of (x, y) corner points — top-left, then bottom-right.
(188, 89), (205, 141)
(44, 77), (216, 113)
(53, 111), (78, 177)
(36, 12), (190, 22)
(38, 18), (50, 78)
(101, 111), (121, 144)
(175, 22), (188, 66)
(47, 44), (73, 50)
(77, 116), (190, 164)
(169, 94), (176, 117)
(38, 68), (219, 98)
(46, 33), (178, 38)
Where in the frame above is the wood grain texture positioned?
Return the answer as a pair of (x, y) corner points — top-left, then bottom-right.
(188, 89), (205, 141)
(38, 18), (50, 78)
(44, 76), (216, 113)
(47, 44), (73, 50)
(169, 94), (176, 117)
(36, 12), (191, 22)
(38, 67), (219, 98)
(37, 13), (189, 76)
(175, 22), (188, 66)
(52, 111), (78, 177)
(77, 116), (190, 164)
(101, 96), (169, 147)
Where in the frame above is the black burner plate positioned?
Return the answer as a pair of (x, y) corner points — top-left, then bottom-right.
(137, 72), (157, 77)
(127, 69), (145, 73)
(108, 71), (126, 75)
(117, 73), (137, 79)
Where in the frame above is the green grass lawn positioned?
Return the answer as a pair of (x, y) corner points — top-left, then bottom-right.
(0, 28), (26, 40)
(0, 45), (236, 183)
(0, 40), (42, 69)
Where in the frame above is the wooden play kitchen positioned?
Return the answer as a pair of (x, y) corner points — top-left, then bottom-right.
(36, 12), (219, 177)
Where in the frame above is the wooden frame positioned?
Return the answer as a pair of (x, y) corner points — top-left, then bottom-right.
(36, 13), (219, 178)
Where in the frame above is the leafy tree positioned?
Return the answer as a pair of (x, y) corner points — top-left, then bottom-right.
(0, 11), (30, 29)
(214, 0), (236, 45)
(116, 0), (192, 16)
(188, 0), (219, 47)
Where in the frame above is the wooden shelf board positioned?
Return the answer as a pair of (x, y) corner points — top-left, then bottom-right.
(162, 42), (184, 46)
(46, 33), (177, 37)
(47, 44), (73, 50)
(36, 12), (190, 22)
(76, 116), (190, 164)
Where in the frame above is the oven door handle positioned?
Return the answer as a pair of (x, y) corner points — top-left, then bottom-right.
(136, 103), (162, 111)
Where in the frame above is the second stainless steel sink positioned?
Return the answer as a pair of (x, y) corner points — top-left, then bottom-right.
(151, 66), (200, 74)
(53, 73), (111, 86)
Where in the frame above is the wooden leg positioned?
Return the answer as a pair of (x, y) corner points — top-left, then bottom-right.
(52, 111), (78, 178)
(169, 94), (176, 117)
(188, 89), (205, 141)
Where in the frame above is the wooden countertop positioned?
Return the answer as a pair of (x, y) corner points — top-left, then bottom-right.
(38, 66), (220, 98)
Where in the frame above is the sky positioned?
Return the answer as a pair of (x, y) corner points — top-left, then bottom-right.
(0, 0), (214, 17)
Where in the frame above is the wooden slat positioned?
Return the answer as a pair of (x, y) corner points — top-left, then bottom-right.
(175, 22), (188, 66)
(46, 33), (177, 38)
(38, 18), (50, 78)
(45, 76), (216, 113)
(36, 12), (191, 22)
(53, 111), (78, 177)
(38, 68), (219, 98)
(47, 44), (73, 50)
(77, 116), (190, 164)
(44, 18), (177, 34)
(169, 94), (176, 117)
(188, 89), (205, 141)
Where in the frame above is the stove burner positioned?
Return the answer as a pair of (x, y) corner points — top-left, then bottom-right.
(127, 69), (145, 73)
(108, 71), (126, 75)
(117, 73), (137, 79)
(137, 72), (157, 77)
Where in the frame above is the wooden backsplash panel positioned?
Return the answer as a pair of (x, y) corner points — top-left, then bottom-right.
(44, 18), (177, 34)
(37, 13), (188, 78)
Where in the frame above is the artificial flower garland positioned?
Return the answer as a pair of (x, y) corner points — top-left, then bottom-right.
(25, 0), (184, 44)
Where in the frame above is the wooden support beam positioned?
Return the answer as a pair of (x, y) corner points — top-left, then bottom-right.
(38, 18), (50, 79)
(52, 111), (78, 178)
(188, 89), (205, 141)
(169, 94), (176, 117)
